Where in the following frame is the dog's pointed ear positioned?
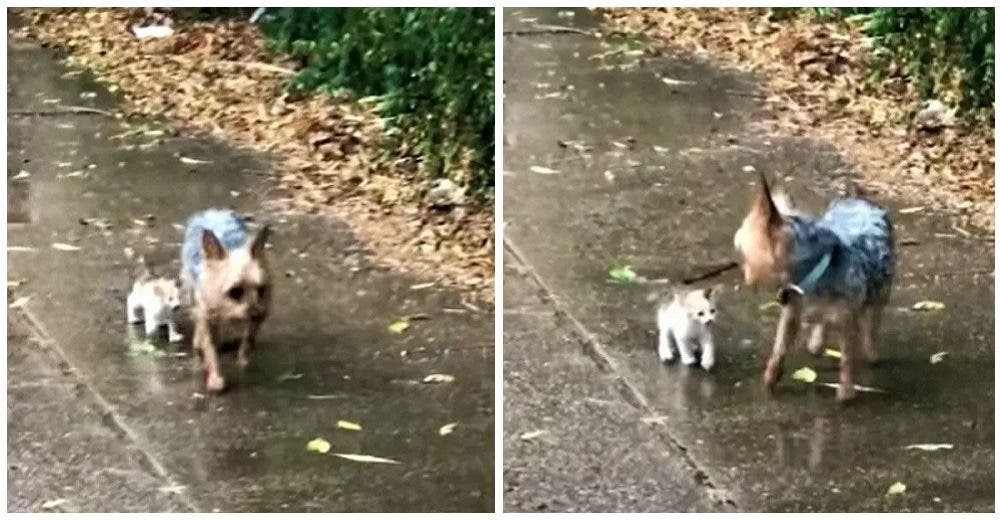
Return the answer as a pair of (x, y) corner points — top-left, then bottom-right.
(752, 172), (783, 230)
(202, 230), (227, 261)
(250, 225), (270, 259)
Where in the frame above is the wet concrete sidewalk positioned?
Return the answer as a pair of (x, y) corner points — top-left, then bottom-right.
(503, 7), (993, 512)
(7, 34), (493, 512)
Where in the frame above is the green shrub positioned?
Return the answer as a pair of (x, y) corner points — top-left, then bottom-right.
(805, 8), (994, 115)
(261, 8), (495, 197)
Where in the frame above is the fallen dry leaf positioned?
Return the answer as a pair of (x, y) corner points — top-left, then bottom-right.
(823, 348), (842, 359)
(818, 382), (887, 394)
(519, 429), (547, 441)
(439, 422), (458, 436)
(905, 443), (953, 452)
(179, 156), (212, 165)
(332, 453), (400, 464)
(929, 351), (948, 364)
(529, 165), (560, 175)
(422, 373), (455, 384)
(50, 243), (81, 251)
(8, 296), (31, 309)
(886, 482), (907, 496)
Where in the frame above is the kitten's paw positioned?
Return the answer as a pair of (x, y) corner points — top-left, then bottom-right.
(681, 355), (698, 367)
(168, 332), (184, 343)
(237, 355), (251, 369)
(700, 358), (715, 372)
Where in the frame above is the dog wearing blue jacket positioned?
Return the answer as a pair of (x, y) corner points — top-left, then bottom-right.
(181, 209), (272, 393)
(733, 173), (894, 402)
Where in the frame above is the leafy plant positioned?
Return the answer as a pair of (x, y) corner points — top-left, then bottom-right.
(801, 8), (994, 115)
(260, 8), (495, 197)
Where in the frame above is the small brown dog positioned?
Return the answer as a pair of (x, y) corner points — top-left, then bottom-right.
(733, 173), (894, 402)
(181, 209), (272, 392)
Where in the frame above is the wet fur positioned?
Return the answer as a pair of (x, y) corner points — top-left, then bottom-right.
(657, 286), (720, 371)
(181, 209), (271, 393)
(733, 173), (894, 402)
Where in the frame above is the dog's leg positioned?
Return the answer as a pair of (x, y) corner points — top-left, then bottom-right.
(236, 320), (261, 369)
(836, 310), (860, 402)
(805, 322), (825, 356)
(765, 295), (802, 393)
(859, 305), (883, 364)
(194, 315), (225, 392)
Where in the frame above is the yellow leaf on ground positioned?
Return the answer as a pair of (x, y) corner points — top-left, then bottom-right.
(51, 243), (81, 251)
(791, 366), (817, 383)
(337, 420), (362, 431)
(886, 482), (906, 495)
(912, 300), (945, 311)
(306, 437), (331, 454)
(388, 318), (409, 334)
(823, 348), (842, 359)
(930, 351), (948, 364)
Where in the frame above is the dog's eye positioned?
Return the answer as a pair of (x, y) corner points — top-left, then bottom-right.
(227, 286), (245, 300)
(697, 311), (705, 317)
(710, 309), (716, 314)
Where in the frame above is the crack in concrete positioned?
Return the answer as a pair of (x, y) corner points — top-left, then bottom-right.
(504, 238), (739, 511)
(14, 306), (199, 513)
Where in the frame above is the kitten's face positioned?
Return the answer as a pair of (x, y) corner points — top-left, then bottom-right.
(199, 227), (272, 323)
(682, 288), (718, 327)
(151, 278), (182, 310)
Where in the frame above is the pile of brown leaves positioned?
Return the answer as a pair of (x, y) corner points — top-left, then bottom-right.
(17, 8), (494, 299)
(605, 8), (994, 234)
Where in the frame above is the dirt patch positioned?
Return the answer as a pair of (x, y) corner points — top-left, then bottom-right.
(15, 8), (494, 300)
(604, 7), (994, 234)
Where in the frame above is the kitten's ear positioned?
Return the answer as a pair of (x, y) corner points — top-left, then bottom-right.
(705, 283), (724, 301)
(202, 230), (227, 261)
(250, 225), (270, 259)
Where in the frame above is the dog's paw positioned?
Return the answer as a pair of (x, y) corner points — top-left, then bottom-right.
(681, 355), (698, 367)
(168, 332), (185, 343)
(205, 373), (226, 393)
(237, 355), (251, 370)
(700, 358), (715, 372)
(835, 384), (857, 403)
